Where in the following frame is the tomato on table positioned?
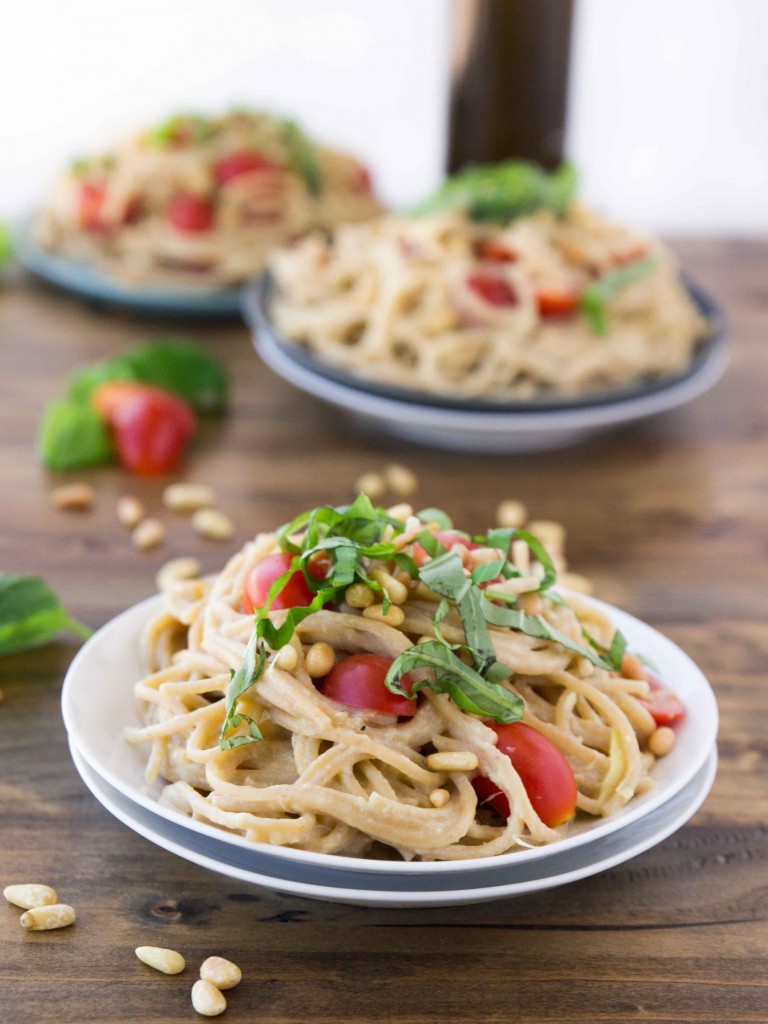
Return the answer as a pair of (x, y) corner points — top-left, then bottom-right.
(243, 550), (331, 614)
(472, 720), (577, 827)
(92, 382), (195, 476)
(214, 151), (282, 184)
(168, 193), (214, 232)
(319, 653), (416, 717)
(413, 530), (481, 567)
(466, 272), (518, 307)
(535, 286), (579, 318)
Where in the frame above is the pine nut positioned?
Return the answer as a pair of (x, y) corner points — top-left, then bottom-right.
(496, 499), (527, 529)
(429, 788), (450, 808)
(304, 642), (336, 677)
(486, 575), (540, 595)
(621, 653), (646, 681)
(345, 582), (374, 608)
(156, 556), (201, 592)
(392, 514), (423, 550)
(354, 471), (385, 500)
(163, 483), (216, 512)
(648, 726), (676, 757)
(50, 482), (95, 511)
(132, 518), (165, 551)
(275, 645), (298, 671)
(371, 569), (408, 605)
(426, 751), (478, 772)
(200, 955), (242, 990)
(413, 581), (441, 602)
(117, 495), (145, 528)
(20, 903), (76, 930)
(384, 463), (418, 497)
(362, 603), (405, 627)
(511, 539), (531, 575)
(192, 508), (234, 541)
(386, 502), (413, 521)
(135, 946), (186, 975)
(3, 883), (58, 910)
(191, 979), (227, 1017)
(516, 593), (544, 616)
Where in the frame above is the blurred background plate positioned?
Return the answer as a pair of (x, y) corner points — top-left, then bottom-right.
(243, 274), (728, 452)
(17, 223), (242, 318)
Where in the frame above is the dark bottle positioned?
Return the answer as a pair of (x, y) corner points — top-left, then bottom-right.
(448, 0), (574, 171)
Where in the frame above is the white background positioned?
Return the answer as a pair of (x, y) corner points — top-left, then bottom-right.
(2, 0), (767, 233)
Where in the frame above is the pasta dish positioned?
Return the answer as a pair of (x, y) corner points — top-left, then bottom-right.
(269, 161), (708, 400)
(34, 109), (380, 288)
(126, 496), (685, 861)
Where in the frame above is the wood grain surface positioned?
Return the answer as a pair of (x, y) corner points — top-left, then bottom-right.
(1, 241), (766, 1024)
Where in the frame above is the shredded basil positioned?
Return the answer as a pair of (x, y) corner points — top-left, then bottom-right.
(580, 257), (657, 335)
(220, 632), (267, 749)
(0, 574), (91, 657)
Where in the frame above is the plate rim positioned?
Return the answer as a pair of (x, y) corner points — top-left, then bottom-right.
(61, 591), (719, 876)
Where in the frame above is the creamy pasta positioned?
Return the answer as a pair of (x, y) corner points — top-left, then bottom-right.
(269, 200), (708, 400)
(125, 498), (683, 861)
(34, 109), (381, 288)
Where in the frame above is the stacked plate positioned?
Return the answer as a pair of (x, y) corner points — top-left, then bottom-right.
(62, 595), (718, 907)
(242, 275), (728, 453)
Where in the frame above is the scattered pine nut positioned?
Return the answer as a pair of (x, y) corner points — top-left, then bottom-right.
(362, 603), (405, 627)
(429, 788), (450, 808)
(384, 463), (418, 498)
(20, 903), (76, 930)
(116, 495), (145, 529)
(275, 645), (299, 671)
(3, 883), (58, 910)
(191, 979), (227, 1017)
(344, 582), (375, 609)
(304, 642), (336, 678)
(156, 556), (201, 593)
(200, 955), (242, 990)
(135, 946), (186, 975)
(649, 726), (676, 757)
(426, 751), (478, 772)
(163, 483), (217, 512)
(50, 482), (95, 512)
(354, 471), (386, 500)
(371, 569), (408, 606)
(132, 518), (165, 551)
(496, 499), (527, 529)
(192, 508), (234, 541)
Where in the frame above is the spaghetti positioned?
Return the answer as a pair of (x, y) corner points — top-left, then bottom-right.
(126, 498), (682, 861)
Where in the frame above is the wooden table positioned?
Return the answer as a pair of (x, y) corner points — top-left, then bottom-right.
(1, 241), (766, 1023)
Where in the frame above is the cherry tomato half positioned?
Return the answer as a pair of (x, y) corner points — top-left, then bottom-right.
(214, 150), (282, 185)
(472, 721), (578, 827)
(637, 672), (685, 726)
(92, 382), (196, 476)
(535, 286), (579, 318)
(476, 239), (518, 263)
(243, 551), (331, 614)
(78, 182), (107, 231)
(168, 193), (214, 232)
(413, 530), (481, 567)
(319, 653), (416, 717)
(466, 272), (518, 307)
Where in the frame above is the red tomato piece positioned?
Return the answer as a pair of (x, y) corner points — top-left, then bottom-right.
(168, 193), (214, 232)
(466, 272), (518, 307)
(320, 653), (416, 717)
(78, 182), (107, 231)
(476, 240), (518, 263)
(412, 530), (481, 567)
(243, 551), (314, 614)
(637, 673), (685, 726)
(351, 164), (373, 193)
(473, 721), (577, 827)
(93, 382), (196, 476)
(214, 150), (282, 184)
(535, 286), (579, 318)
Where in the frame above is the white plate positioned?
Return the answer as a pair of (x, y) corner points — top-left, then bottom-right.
(69, 738), (717, 907)
(243, 275), (728, 453)
(61, 592), (718, 881)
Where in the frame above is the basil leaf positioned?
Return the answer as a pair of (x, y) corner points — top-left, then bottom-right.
(580, 257), (657, 336)
(417, 507), (453, 530)
(38, 398), (114, 470)
(386, 641), (523, 723)
(485, 527), (557, 592)
(414, 160), (577, 223)
(471, 559), (506, 585)
(0, 574), (91, 657)
(220, 632), (266, 749)
(68, 340), (228, 413)
(257, 589), (332, 650)
(418, 551), (497, 673)
(393, 552), (420, 579)
(0, 223), (14, 270)
(282, 120), (322, 196)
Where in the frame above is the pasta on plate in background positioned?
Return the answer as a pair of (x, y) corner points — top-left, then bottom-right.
(33, 109), (380, 288)
(126, 496), (686, 862)
(269, 161), (709, 400)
